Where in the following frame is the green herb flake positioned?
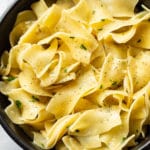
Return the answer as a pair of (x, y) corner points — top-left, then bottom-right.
(3, 76), (16, 82)
(32, 95), (39, 102)
(69, 36), (75, 39)
(80, 44), (87, 50)
(40, 143), (45, 148)
(7, 76), (16, 81)
(15, 100), (22, 109)
(122, 137), (127, 142)
(92, 10), (96, 14)
(64, 68), (67, 73)
(99, 84), (103, 89)
(137, 39), (142, 43)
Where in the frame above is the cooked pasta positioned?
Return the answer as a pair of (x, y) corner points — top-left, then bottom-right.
(0, 0), (150, 149)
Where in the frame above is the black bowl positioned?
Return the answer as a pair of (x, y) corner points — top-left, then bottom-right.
(0, 0), (150, 150)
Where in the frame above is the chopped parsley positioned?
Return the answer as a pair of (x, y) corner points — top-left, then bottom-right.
(137, 39), (142, 43)
(32, 95), (39, 102)
(15, 100), (22, 109)
(3, 76), (16, 82)
(64, 68), (67, 73)
(80, 44), (87, 50)
(122, 137), (127, 142)
(40, 143), (45, 148)
(99, 84), (103, 89)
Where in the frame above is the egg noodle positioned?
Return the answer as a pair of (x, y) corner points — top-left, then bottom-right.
(0, 0), (150, 149)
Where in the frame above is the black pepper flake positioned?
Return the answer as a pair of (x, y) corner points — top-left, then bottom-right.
(69, 36), (75, 39)
(23, 59), (27, 63)
(101, 19), (105, 22)
(137, 39), (142, 43)
(122, 99), (127, 105)
(42, 43), (50, 49)
(75, 129), (80, 133)
(98, 28), (103, 31)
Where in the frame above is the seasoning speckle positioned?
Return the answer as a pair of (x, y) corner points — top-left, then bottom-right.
(80, 44), (87, 50)
(64, 68), (67, 73)
(137, 39), (141, 43)
(75, 129), (80, 133)
(122, 137), (127, 142)
(98, 28), (103, 31)
(101, 19), (105, 22)
(70, 36), (75, 39)
(15, 100), (22, 109)
(100, 84), (103, 89)
(32, 95), (39, 102)
(3, 76), (16, 82)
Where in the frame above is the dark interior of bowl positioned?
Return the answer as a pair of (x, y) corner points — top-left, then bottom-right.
(0, 0), (150, 150)
(0, 0), (46, 150)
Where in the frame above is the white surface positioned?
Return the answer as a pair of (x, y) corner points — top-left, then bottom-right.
(0, 125), (22, 150)
(0, 0), (16, 19)
(0, 0), (23, 149)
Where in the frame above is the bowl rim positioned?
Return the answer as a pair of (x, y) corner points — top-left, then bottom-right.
(0, 1), (40, 149)
(0, 0), (19, 23)
(0, 1), (150, 150)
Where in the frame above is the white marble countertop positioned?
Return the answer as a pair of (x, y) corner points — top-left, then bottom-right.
(0, 0), (22, 149)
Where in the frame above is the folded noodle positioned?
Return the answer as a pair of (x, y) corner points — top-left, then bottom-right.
(0, 0), (150, 149)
